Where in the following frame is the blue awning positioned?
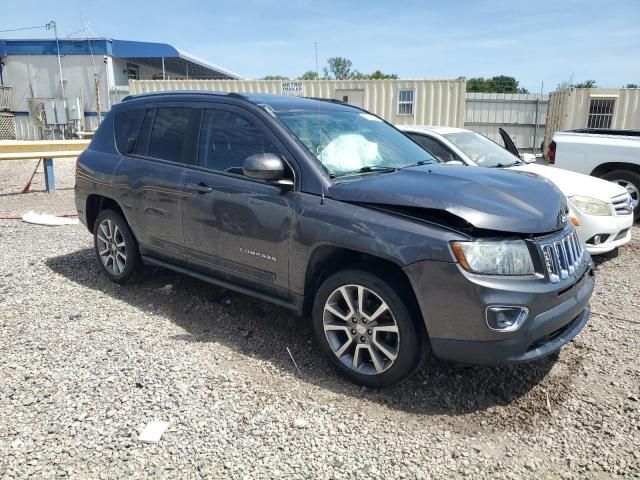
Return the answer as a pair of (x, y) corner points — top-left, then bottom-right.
(0, 38), (241, 79)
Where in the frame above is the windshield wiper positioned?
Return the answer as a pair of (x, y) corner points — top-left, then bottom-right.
(401, 160), (436, 169)
(331, 165), (398, 178)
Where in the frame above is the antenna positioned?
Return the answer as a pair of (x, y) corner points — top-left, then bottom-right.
(314, 42), (318, 78)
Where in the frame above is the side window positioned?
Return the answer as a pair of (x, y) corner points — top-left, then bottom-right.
(409, 134), (459, 163)
(134, 108), (156, 155)
(114, 109), (145, 154)
(198, 109), (279, 175)
(147, 107), (192, 163)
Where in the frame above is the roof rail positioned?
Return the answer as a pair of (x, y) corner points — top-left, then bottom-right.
(122, 90), (245, 102)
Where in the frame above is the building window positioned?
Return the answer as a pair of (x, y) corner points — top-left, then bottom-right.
(126, 63), (140, 80)
(397, 89), (414, 115)
(587, 98), (615, 128)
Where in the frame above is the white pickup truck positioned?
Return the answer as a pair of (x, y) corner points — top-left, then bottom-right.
(547, 129), (640, 219)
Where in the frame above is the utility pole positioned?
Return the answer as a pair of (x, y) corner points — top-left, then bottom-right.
(47, 20), (65, 98)
(314, 42), (318, 78)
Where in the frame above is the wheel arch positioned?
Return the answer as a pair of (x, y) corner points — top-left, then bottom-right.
(590, 162), (640, 178)
(85, 194), (127, 233)
(301, 245), (425, 334)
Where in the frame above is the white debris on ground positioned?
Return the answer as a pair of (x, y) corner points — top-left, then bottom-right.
(138, 421), (171, 444)
(21, 211), (79, 226)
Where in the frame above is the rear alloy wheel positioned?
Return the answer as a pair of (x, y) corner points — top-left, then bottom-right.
(601, 170), (640, 219)
(313, 270), (422, 387)
(93, 209), (143, 284)
(96, 219), (127, 276)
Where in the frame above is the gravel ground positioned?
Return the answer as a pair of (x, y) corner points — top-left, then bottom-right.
(0, 161), (639, 479)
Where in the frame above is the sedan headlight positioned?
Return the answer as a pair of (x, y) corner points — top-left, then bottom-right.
(451, 240), (535, 275)
(569, 196), (612, 216)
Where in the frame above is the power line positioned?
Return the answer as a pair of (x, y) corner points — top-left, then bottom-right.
(0, 24), (49, 34)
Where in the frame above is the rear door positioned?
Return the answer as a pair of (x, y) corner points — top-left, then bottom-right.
(182, 105), (294, 297)
(112, 105), (199, 264)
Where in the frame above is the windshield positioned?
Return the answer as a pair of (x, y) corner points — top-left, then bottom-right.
(274, 109), (437, 178)
(443, 131), (521, 168)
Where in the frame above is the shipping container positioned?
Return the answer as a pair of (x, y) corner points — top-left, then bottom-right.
(129, 79), (466, 127)
(544, 88), (640, 149)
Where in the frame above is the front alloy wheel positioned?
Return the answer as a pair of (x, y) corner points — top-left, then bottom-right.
(313, 269), (423, 388)
(323, 285), (400, 375)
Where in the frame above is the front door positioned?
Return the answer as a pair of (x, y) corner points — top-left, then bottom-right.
(182, 105), (294, 297)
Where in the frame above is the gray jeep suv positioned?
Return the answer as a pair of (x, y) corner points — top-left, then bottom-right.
(75, 92), (594, 387)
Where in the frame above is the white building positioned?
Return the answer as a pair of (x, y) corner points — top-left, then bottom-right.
(0, 38), (241, 140)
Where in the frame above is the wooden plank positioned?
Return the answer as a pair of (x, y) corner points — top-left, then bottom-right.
(0, 140), (90, 155)
(0, 150), (86, 161)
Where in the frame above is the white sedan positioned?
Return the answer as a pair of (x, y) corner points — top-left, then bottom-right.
(399, 126), (634, 255)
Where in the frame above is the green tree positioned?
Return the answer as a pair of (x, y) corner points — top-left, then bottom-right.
(368, 70), (399, 80)
(261, 75), (290, 80)
(326, 57), (353, 80)
(491, 75), (528, 93)
(625, 83), (638, 88)
(299, 70), (319, 80)
(573, 80), (597, 88)
(466, 77), (492, 92)
(465, 76), (528, 93)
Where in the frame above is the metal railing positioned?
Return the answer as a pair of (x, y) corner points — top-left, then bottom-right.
(0, 86), (12, 111)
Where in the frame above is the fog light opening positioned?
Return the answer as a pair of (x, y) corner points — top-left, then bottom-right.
(587, 234), (610, 245)
(485, 306), (529, 332)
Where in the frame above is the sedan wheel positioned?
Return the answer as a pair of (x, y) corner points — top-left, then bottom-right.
(96, 219), (128, 275)
(323, 284), (400, 375)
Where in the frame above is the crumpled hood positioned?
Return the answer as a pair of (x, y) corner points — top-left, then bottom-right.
(509, 163), (627, 200)
(329, 164), (567, 234)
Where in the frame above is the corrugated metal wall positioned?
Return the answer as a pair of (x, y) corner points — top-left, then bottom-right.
(464, 93), (548, 153)
(544, 88), (640, 149)
(129, 79), (466, 127)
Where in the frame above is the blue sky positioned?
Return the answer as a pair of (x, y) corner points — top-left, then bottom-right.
(2, 0), (639, 92)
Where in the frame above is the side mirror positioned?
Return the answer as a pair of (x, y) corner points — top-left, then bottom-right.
(242, 153), (289, 184)
(445, 160), (464, 166)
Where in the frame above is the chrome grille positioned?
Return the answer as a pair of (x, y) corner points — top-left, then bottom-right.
(542, 230), (584, 283)
(611, 193), (633, 215)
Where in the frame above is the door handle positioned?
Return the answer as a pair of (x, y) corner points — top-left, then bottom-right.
(187, 182), (213, 194)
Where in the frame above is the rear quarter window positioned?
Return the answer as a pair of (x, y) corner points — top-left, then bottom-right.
(114, 109), (145, 154)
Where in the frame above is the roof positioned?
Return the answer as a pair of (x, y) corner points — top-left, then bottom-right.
(0, 38), (241, 80)
(398, 125), (470, 135)
(242, 93), (355, 112)
(123, 91), (357, 111)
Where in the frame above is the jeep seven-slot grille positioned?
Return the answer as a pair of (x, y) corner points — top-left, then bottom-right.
(611, 193), (633, 215)
(541, 230), (584, 283)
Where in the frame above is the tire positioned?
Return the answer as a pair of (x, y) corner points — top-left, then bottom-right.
(600, 170), (640, 219)
(312, 269), (423, 388)
(93, 209), (143, 284)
